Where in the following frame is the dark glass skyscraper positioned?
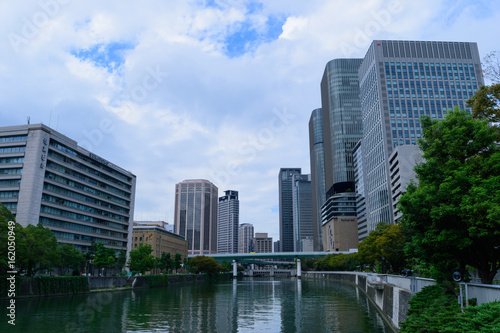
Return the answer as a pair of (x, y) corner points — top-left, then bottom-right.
(318, 59), (363, 249)
(358, 40), (484, 232)
(278, 168), (301, 252)
(321, 58), (364, 196)
(309, 108), (326, 251)
(174, 179), (218, 255)
(292, 174), (313, 252)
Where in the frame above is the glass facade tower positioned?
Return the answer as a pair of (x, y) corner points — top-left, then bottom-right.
(174, 179), (218, 255)
(278, 168), (301, 252)
(308, 108), (326, 251)
(292, 174), (313, 252)
(321, 58), (364, 196)
(358, 40), (484, 232)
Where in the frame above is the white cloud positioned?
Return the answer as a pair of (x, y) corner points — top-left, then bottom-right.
(0, 0), (498, 244)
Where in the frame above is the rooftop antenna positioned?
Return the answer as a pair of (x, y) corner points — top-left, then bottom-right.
(27, 116), (30, 125)
(56, 114), (60, 130)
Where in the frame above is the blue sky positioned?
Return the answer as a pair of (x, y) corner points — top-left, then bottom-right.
(0, 0), (499, 242)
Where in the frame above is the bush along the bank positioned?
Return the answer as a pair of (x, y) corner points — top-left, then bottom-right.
(400, 285), (500, 332)
(36, 276), (88, 295)
(144, 274), (169, 287)
(0, 276), (25, 297)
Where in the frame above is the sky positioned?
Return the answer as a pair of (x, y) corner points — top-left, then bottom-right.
(0, 0), (499, 242)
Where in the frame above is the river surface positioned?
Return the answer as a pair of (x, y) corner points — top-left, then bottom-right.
(1, 277), (393, 333)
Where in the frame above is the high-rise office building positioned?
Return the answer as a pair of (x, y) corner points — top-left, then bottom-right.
(274, 240), (281, 253)
(319, 58), (363, 248)
(388, 145), (423, 223)
(292, 174), (313, 252)
(174, 179), (218, 255)
(353, 140), (368, 241)
(0, 124), (136, 253)
(278, 168), (301, 252)
(308, 108), (326, 251)
(358, 40), (484, 232)
(252, 233), (272, 253)
(238, 223), (254, 253)
(321, 58), (364, 196)
(217, 190), (239, 254)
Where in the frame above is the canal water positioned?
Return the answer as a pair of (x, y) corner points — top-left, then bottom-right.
(1, 277), (393, 332)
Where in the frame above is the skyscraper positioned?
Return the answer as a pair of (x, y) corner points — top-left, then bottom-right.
(292, 174), (313, 252)
(174, 179), (218, 255)
(238, 223), (254, 253)
(321, 58), (364, 196)
(278, 168), (301, 252)
(0, 124), (136, 253)
(358, 40), (484, 232)
(353, 140), (368, 241)
(308, 108), (326, 251)
(217, 190), (239, 254)
(319, 58), (363, 249)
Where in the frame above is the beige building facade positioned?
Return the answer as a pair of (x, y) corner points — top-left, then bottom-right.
(252, 232), (273, 253)
(322, 217), (358, 252)
(132, 226), (188, 260)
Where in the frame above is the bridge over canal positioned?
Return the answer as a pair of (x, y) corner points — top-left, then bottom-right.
(189, 251), (354, 277)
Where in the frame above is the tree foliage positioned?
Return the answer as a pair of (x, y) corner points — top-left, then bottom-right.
(313, 253), (360, 271)
(188, 256), (220, 274)
(90, 242), (116, 276)
(174, 253), (183, 272)
(17, 223), (60, 277)
(357, 223), (406, 273)
(156, 252), (174, 273)
(399, 108), (500, 283)
(466, 83), (500, 122)
(482, 50), (500, 84)
(400, 285), (461, 333)
(0, 203), (17, 274)
(55, 243), (86, 275)
(401, 285), (500, 332)
(128, 244), (155, 274)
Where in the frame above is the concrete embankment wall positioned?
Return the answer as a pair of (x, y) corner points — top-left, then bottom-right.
(3, 274), (215, 298)
(304, 272), (416, 332)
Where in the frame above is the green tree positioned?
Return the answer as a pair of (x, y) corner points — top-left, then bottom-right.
(188, 256), (219, 274)
(115, 249), (127, 271)
(466, 83), (500, 122)
(128, 244), (155, 275)
(17, 223), (59, 277)
(56, 243), (86, 275)
(314, 253), (360, 272)
(357, 223), (406, 273)
(0, 203), (18, 275)
(174, 253), (183, 273)
(399, 108), (500, 284)
(156, 252), (173, 273)
(91, 242), (116, 276)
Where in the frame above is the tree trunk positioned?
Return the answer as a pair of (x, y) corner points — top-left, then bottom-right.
(478, 266), (496, 284)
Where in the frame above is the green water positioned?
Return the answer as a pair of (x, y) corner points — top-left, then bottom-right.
(1, 278), (393, 332)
